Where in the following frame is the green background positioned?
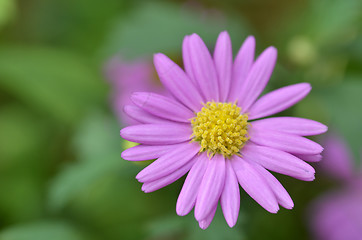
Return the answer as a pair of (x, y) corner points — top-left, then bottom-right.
(0, 0), (361, 239)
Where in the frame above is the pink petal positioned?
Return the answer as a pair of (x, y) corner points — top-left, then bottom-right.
(320, 133), (354, 181)
(249, 128), (323, 155)
(195, 154), (226, 221)
(186, 33), (219, 101)
(295, 153), (322, 162)
(121, 144), (178, 161)
(220, 160), (240, 227)
(237, 46), (277, 111)
(228, 36), (255, 102)
(176, 153), (209, 216)
(120, 123), (192, 145)
(251, 117), (328, 136)
(123, 105), (170, 124)
(251, 161), (294, 209)
(199, 205), (217, 230)
(136, 141), (200, 182)
(131, 92), (194, 122)
(153, 53), (203, 111)
(248, 83), (311, 119)
(141, 156), (197, 193)
(242, 143), (315, 181)
(231, 155), (279, 213)
(182, 36), (197, 86)
(214, 31), (232, 101)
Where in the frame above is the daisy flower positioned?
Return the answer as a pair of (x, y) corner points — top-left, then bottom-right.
(120, 31), (327, 229)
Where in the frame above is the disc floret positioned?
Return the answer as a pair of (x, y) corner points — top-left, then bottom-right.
(191, 101), (249, 158)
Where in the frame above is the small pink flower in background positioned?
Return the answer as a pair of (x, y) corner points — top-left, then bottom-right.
(105, 56), (166, 125)
(310, 134), (362, 240)
(120, 31), (327, 229)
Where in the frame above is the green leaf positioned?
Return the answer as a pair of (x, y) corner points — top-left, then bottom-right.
(102, 2), (249, 59)
(0, 221), (89, 240)
(0, 46), (106, 124)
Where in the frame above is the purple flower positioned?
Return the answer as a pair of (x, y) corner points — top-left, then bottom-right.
(310, 134), (362, 240)
(120, 31), (327, 229)
(105, 56), (166, 125)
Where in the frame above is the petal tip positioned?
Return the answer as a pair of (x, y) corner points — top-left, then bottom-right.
(175, 207), (188, 216)
(245, 35), (256, 45)
(135, 171), (144, 181)
(285, 202), (294, 210)
(269, 206), (280, 214)
(153, 53), (173, 75)
(225, 219), (237, 228)
(198, 220), (210, 230)
(266, 46), (278, 59)
(120, 150), (127, 160)
(320, 124), (328, 134)
(190, 33), (200, 38)
(218, 30), (230, 39)
(120, 128), (126, 138)
(141, 184), (148, 193)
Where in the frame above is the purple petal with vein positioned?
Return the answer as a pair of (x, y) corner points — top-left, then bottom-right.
(231, 156), (279, 213)
(250, 128), (323, 155)
(122, 144), (179, 161)
(228, 36), (255, 102)
(242, 143), (315, 181)
(121, 123), (192, 145)
(182, 36), (197, 86)
(199, 205), (217, 230)
(248, 83), (311, 119)
(186, 33), (219, 101)
(176, 153), (209, 216)
(195, 154), (226, 221)
(153, 53), (203, 111)
(131, 92), (194, 122)
(124, 105), (171, 124)
(237, 47), (277, 111)
(136, 142), (200, 182)
(141, 156), (197, 193)
(251, 161), (294, 209)
(214, 31), (232, 101)
(251, 117), (327, 136)
(220, 160), (240, 227)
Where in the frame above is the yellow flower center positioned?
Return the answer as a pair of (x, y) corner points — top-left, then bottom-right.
(191, 101), (250, 158)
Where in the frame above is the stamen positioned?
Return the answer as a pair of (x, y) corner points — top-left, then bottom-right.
(191, 101), (249, 158)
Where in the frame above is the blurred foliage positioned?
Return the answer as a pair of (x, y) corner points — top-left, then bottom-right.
(0, 0), (15, 30)
(0, 221), (90, 240)
(0, 46), (106, 124)
(101, 1), (250, 59)
(0, 0), (361, 239)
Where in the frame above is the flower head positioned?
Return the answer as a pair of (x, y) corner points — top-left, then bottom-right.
(120, 31), (327, 229)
